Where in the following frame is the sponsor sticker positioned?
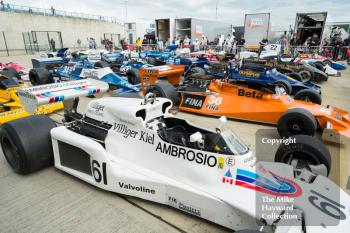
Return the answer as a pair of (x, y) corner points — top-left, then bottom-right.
(181, 94), (206, 110)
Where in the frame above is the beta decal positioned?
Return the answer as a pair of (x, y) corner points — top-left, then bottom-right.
(235, 169), (302, 197)
(118, 182), (156, 194)
(155, 142), (217, 167)
(238, 89), (263, 99)
(181, 94), (206, 110)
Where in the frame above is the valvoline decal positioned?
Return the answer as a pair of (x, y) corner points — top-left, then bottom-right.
(235, 169), (302, 197)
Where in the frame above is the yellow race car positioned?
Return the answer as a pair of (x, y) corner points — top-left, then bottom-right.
(0, 74), (63, 124)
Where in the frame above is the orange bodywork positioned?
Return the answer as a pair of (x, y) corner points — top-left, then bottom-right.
(179, 80), (350, 143)
(139, 65), (185, 94)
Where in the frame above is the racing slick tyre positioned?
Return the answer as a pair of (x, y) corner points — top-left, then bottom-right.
(0, 115), (56, 174)
(297, 69), (313, 83)
(29, 68), (51, 85)
(288, 72), (304, 82)
(277, 108), (317, 137)
(275, 135), (331, 176)
(294, 89), (322, 105)
(145, 82), (178, 105)
(273, 80), (292, 95)
(126, 68), (140, 84)
(187, 67), (206, 77)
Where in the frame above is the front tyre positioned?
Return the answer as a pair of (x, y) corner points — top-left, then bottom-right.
(0, 115), (56, 174)
(275, 135), (331, 176)
(277, 108), (317, 137)
(145, 82), (178, 105)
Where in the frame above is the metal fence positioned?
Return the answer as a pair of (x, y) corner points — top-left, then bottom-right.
(0, 31), (28, 56)
(0, 4), (124, 24)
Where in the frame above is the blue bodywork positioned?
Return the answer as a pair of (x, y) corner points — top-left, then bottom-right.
(102, 52), (125, 63)
(55, 59), (140, 94)
(330, 61), (347, 70)
(229, 66), (321, 95)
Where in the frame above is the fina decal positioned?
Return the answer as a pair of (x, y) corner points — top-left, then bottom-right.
(222, 169), (233, 185)
(235, 169), (302, 197)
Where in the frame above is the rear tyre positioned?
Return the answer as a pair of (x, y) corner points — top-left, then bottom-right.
(275, 135), (331, 176)
(277, 108), (317, 137)
(29, 68), (51, 85)
(145, 82), (178, 105)
(294, 89), (322, 105)
(126, 68), (140, 84)
(273, 80), (292, 95)
(187, 67), (206, 77)
(0, 115), (56, 174)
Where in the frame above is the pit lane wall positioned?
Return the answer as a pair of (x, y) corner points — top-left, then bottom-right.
(0, 11), (125, 54)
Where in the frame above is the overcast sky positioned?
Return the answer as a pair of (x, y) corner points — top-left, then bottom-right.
(10, 0), (350, 30)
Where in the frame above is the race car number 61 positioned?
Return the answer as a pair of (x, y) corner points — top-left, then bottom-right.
(92, 160), (108, 185)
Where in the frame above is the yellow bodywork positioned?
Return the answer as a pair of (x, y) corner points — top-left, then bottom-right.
(0, 84), (63, 124)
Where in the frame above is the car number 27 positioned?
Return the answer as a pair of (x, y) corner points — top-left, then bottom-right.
(92, 160), (108, 185)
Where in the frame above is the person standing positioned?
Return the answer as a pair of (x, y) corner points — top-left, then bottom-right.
(77, 38), (81, 49)
(278, 35), (288, 55)
(183, 35), (191, 48)
(88, 38), (94, 49)
(259, 37), (268, 54)
(50, 38), (56, 52)
(309, 33), (320, 47)
(136, 37), (142, 53)
(174, 36), (180, 48)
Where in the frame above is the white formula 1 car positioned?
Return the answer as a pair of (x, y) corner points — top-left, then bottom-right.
(1, 79), (350, 232)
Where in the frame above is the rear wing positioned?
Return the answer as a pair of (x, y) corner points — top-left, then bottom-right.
(18, 79), (109, 114)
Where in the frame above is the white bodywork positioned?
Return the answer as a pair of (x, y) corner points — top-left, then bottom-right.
(21, 90), (347, 232)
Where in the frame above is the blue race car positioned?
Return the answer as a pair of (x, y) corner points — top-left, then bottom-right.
(229, 63), (321, 96)
(29, 58), (141, 95)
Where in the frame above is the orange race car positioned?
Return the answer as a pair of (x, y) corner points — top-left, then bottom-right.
(143, 75), (350, 144)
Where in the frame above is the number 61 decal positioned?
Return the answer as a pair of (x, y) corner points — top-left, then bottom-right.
(92, 160), (108, 185)
(308, 190), (346, 220)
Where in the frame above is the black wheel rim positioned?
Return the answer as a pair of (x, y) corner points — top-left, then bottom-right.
(1, 137), (20, 170)
(287, 119), (305, 134)
(282, 152), (320, 169)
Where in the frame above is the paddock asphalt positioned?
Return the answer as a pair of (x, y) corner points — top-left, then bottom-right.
(0, 55), (349, 233)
